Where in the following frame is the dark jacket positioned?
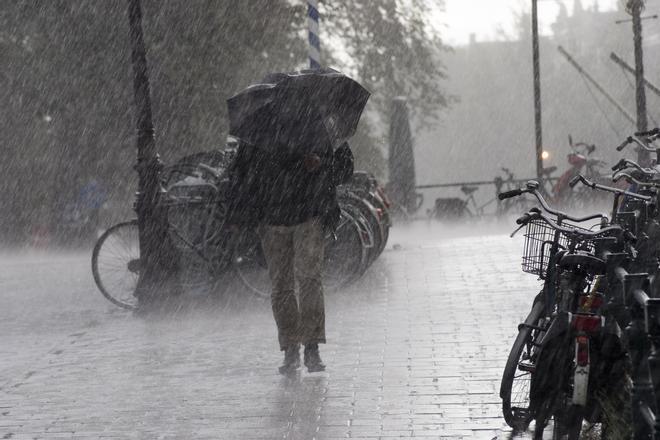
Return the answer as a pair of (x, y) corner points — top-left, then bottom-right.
(226, 140), (354, 230)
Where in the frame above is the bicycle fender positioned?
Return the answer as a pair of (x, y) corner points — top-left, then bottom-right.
(538, 311), (570, 346)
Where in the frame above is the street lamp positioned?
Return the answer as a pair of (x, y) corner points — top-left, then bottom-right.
(531, 0), (543, 180)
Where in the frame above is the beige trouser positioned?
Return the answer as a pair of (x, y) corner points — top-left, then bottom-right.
(259, 217), (326, 350)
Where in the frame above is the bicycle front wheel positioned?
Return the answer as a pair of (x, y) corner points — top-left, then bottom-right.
(501, 297), (545, 431)
(91, 220), (140, 310)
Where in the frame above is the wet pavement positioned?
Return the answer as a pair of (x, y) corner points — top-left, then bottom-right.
(1, 222), (545, 439)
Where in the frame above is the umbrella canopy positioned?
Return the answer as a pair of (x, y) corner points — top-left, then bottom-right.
(227, 68), (370, 152)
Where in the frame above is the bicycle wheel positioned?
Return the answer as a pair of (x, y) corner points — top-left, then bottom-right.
(324, 208), (369, 289)
(533, 344), (584, 440)
(550, 408), (583, 440)
(91, 220), (140, 310)
(342, 195), (382, 264)
(501, 297), (546, 431)
(233, 212), (370, 297)
(232, 231), (271, 299)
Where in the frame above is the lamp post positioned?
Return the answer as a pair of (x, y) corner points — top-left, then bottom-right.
(531, 0), (543, 179)
(126, 0), (168, 303)
(630, 0), (650, 164)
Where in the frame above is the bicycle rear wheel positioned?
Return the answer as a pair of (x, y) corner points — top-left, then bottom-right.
(233, 207), (371, 296)
(232, 232), (270, 299)
(501, 297), (545, 431)
(345, 195), (382, 264)
(549, 408), (583, 440)
(324, 207), (370, 289)
(91, 220), (140, 310)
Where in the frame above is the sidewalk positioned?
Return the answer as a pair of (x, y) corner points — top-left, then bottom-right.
(0, 223), (541, 439)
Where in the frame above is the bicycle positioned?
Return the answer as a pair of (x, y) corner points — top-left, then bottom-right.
(498, 180), (638, 439)
(552, 136), (608, 211)
(92, 154), (384, 309)
(553, 131), (660, 438)
(494, 167), (556, 218)
(345, 171), (391, 256)
(499, 129), (660, 438)
(428, 184), (498, 220)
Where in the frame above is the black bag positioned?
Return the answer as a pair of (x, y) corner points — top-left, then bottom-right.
(225, 144), (267, 227)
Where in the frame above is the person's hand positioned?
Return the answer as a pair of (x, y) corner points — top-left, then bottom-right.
(303, 153), (321, 172)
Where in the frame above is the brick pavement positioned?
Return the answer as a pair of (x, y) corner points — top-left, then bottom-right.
(0, 223), (543, 439)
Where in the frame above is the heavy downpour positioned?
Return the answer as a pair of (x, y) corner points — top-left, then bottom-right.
(4, 0), (660, 439)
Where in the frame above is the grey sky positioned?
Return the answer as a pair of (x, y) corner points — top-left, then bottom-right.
(437, 0), (620, 45)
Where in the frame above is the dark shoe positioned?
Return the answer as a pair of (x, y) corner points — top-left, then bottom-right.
(304, 343), (326, 372)
(278, 345), (300, 375)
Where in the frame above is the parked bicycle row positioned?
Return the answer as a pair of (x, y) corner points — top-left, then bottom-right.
(498, 128), (660, 439)
(91, 148), (391, 310)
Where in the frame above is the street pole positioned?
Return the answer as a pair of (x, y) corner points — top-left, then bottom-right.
(126, 0), (167, 303)
(630, 0), (650, 164)
(532, 0), (543, 179)
(307, 0), (321, 69)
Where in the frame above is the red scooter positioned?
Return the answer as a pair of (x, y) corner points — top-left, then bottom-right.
(552, 136), (606, 208)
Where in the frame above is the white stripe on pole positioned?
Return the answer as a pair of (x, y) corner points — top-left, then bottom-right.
(308, 47), (321, 66)
(308, 18), (319, 36)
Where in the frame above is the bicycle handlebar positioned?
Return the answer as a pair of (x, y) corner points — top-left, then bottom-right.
(498, 189), (523, 200)
(569, 175), (581, 188)
(612, 159), (657, 177)
(612, 171), (660, 188)
(516, 213), (531, 225)
(612, 158), (625, 172)
(616, 137), (631, 151)
(569, 174), (653, 202)
(498, 180), (606, 223)
(631, 136), (656, 152)
(635, 128), (660, 139)
(613, 160), (644, 173)
(515, 207), (541, 225)
(617, 135), (658, 152)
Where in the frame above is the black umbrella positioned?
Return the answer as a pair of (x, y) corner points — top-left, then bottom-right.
(227, 68), (370, 152)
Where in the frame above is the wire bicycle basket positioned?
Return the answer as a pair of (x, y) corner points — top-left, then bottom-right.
(522, 219), (594, 278)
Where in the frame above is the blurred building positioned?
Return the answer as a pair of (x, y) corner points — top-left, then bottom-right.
(416, 1), (660, 206)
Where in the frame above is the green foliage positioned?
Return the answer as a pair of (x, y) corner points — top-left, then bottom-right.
(0, 0), (446, 243)
(350, 121), (387, 179)
(322, 0), (449, 128)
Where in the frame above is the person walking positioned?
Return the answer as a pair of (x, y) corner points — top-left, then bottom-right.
(225, 68), (368, 374)
(226, 130), (354, 374)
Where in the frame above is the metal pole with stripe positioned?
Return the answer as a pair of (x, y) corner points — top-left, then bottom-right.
(307, 0), (321, 69)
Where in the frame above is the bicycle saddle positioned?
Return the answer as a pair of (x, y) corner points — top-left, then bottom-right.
(461, 185), (479, 195)
(558, 251), (606, 275)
